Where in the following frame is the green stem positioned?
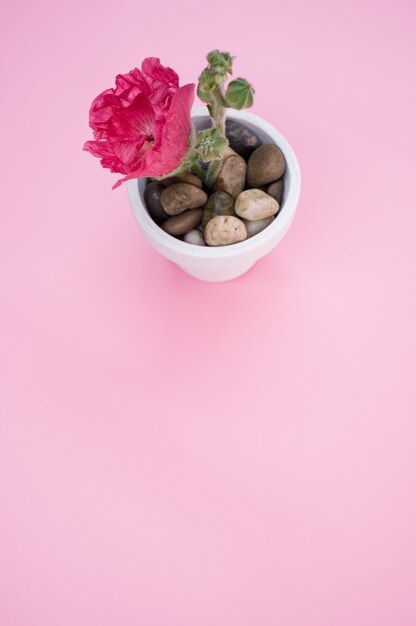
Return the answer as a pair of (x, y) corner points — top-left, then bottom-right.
(191, 160), (206, 182)
(211, 87), (225, 133)
(200, 89), (227, 188)
(205, 160), (222, 189)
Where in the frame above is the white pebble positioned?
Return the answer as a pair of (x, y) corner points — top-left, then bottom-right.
(183, 229), (206, 246)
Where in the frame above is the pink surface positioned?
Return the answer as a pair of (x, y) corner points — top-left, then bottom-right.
(1, 1), (416, 625)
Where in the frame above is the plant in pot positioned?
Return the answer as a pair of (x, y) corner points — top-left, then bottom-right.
(83, 51), (301, 282)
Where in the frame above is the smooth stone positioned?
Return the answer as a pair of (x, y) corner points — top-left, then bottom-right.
(161, 173), (203, 189)
(235, 189), (279, 221)
(225, 119), (262, 159)
(183, 229), (206, 246)
(243, 216), (274, 238)
(267, 179), (284, 205)
(161, 183), (207, 216)
(215, 154), (247, 199)
(204, 215), (247, 246)
(247, 144), (286, 187)
(144, 182), (170, 224)
(202, 191), (235, 228)
(160, 208), (203, 236)
(222, 146), (239, 159)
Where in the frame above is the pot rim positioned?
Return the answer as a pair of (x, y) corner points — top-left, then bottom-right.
(127, 106), (301, 259)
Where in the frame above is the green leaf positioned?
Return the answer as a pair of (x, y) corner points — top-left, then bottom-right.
(225, 78), (255, 110)
(196, 128), (229, 162)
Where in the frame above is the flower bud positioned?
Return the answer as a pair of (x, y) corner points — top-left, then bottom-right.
(225, 78), (255, 110)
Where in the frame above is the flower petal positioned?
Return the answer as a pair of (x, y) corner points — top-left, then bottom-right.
(114, 67), (148, 104)
(112, 137), (147, 167)
(88, 89), (120, 139)
(109, 94), (155, 141)
(155, 83), (195, 169)
(141, 57), (179, 89)
(141, 57), (180, 108)
(84, 140), (130, 174)
(83, 139), (114, 159)
(112, 83), (195, 188)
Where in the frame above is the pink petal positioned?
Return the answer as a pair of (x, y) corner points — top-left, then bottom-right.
(112, 138), (147, 167)
(155, 83), (195, 169)
(83, 140), (130, 174)
(109, 94), (155, 141)
(83, 139), (115, 159)
(114, 67), (148, 103)
(141, 57), (179, 88)
(88, 89), (120, 138)
(112, 83), (195, 189)
(142, 57), (180, 109)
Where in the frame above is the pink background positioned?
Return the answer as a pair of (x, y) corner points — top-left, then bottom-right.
(1, 0), (416, 624)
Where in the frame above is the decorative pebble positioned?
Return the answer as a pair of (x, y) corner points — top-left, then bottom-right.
(225, 119), (262, 159)
(161, 183), (207, 216)
(144, 182), (170, 224)
(144, 136), (287, 248)
(161, 173), (203, 189)
(204, 215), (247, 246)
(160, 208), (203, 236)
(247, 144), (286, 187)
(235, 189), (279, 221)
(221, 146), (239, 159)
(215, 154), (246, 199)
(243, 216), (275, 238)
(183, 229), (206, 246)
(202, 191), (235, 228)
(267, 179), (284, 205)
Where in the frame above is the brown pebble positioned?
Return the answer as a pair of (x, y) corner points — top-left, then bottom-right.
(215, 154), (247, 199)
(161, 183), (207, 216)
(247, 144), (286, 187)
(267, 179), (284, 205)
(160, 208), (203, 236)
(225, 119), (262, 160)
(161, 173), (203, 189)
(202, 191), (235, 228)
(144, 182), (170, 225)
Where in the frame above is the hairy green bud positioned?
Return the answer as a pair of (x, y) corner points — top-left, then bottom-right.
(206, 50), (234, 75)
(225, 78), (255, 110)
(196, 128), (229, 162)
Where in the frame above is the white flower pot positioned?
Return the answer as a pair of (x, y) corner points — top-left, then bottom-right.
(127, 106), (301, 282)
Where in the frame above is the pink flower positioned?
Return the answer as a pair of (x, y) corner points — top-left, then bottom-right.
(83, 58), (195, 189)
